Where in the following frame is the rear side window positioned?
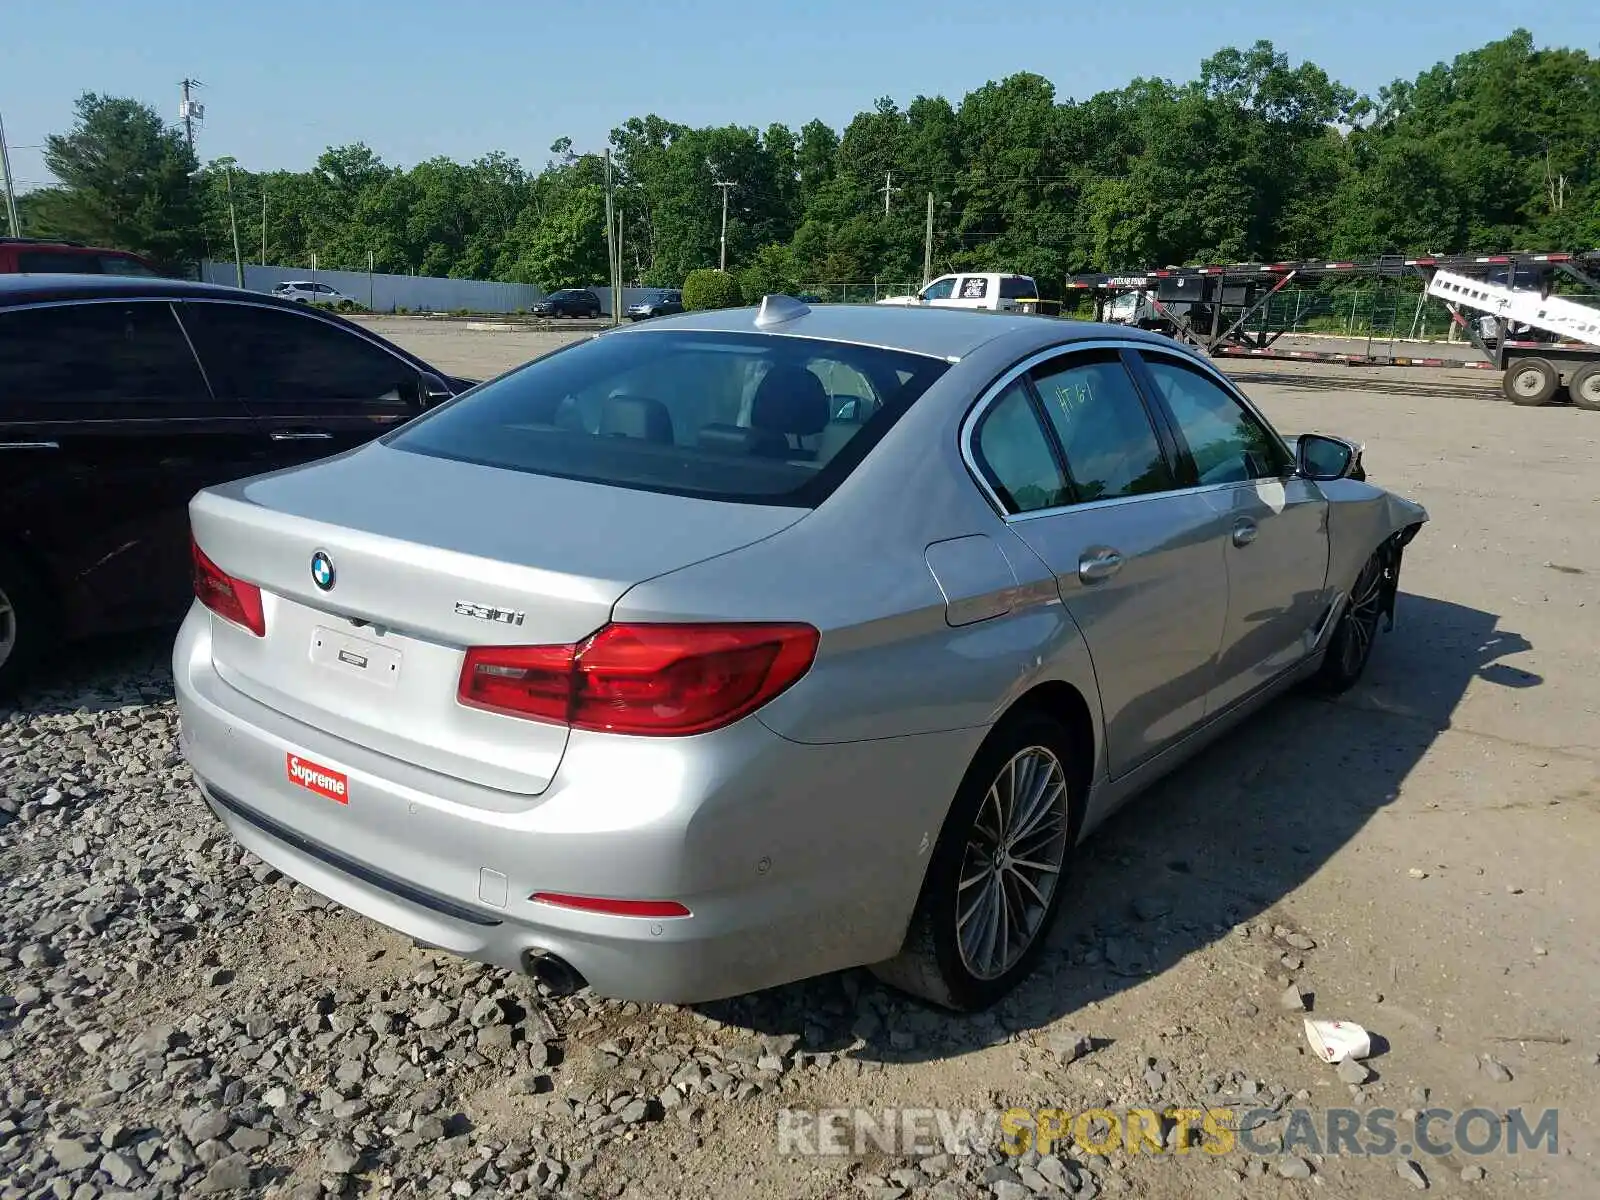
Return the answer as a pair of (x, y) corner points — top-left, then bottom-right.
(1000, 277), (1038, 300)
(99, 255), (159, 277)
(959, 277), (989, 299)
(388, 330), (949, 506)
(970, 380), (1070, 514)
(179, 303), (417, 405)
(17, 251), (98, 273)
(0, 302), (208, 408)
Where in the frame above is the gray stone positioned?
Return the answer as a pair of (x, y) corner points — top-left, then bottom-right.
(1460, 1165), (1486, 1182)
(323, 1138), (361, 1174)
(1131, 895), (1169, 922)
(50, 1137), (99, 1172)
(620, 1098), (650, 1124)
(261, 1086), (288, 1109)
(1047, 1030), (1094, 1065)
(413, 1115), (447, 1142)
(1480, 1056), (1514, 1083)
(1398, 1160), (1429, 1189)
(1337, 1057), (1372, 1085)
(991, 1183), (1030, 1200)
(98, 1150), (140, 1187)
(1283, 932), (1317, 951)
(468, 995), (504, 1028)
(194, 1154), (252, 1193)
(414, 1000), (452, 1030)
(1277, 1156), (1313, 1180)
(229, 1126), (270, 1152)
(185, 1109), (231, 1146)
(1279, 984), (1306, 1011)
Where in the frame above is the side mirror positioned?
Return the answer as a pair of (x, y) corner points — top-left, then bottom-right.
(416, 371), (455, 410)
(1296, 432), (1359, 481)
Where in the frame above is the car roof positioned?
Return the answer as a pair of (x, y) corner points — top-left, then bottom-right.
(613, 301), (1178, 360)
(0, 273), (285, 308)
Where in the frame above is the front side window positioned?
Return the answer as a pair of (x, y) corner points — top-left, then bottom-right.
(971, 380), (1071, 514)
(1032, 353), (1174, 502)
(0, 302), (208, 405)
(180, 303), (415, 405)
(1140, 356), (1290, 484)
(99, 255), (159, 277)
(920, 277), (956, 301)
(388, 330), (948, 506)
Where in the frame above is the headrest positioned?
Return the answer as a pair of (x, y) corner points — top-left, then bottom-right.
(751, 367), (830, 438)
(697, 423), (792, 458)
(599, 394), (674, 443)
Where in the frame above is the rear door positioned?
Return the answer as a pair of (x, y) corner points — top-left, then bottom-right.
(0, 299), (270, 633)
(967, 346), (1230, 777)
(1133, 350), (1330, 712)
(177, 300), (424, 465)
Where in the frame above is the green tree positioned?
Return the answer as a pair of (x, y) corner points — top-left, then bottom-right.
(31, 93), (201, 271)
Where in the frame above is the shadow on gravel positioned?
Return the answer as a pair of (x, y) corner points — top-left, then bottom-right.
(1, 626), (177, 722)
(698, 591), (1538, 1063)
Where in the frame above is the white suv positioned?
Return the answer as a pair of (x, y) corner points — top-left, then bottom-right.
(271, 281), (349, 305)
(877, 273), (1038, 312)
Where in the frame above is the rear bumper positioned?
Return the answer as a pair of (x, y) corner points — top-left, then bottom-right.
(173, 607), (977, 1002)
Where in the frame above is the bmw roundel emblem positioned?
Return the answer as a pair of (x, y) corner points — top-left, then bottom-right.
(310, 551), (336, 591)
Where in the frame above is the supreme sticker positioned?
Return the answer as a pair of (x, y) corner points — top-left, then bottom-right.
(286, 753), (349, 804)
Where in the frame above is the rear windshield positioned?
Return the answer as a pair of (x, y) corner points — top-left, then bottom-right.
(387, 329), (950, 505)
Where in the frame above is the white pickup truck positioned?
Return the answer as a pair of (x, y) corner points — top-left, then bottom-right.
(877, 272), (1039, 312)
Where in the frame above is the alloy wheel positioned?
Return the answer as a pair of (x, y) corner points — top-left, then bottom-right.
(1340, 556), (1387, 677)
(955, 747), (1071, 980)
(0, 584), (15, 673)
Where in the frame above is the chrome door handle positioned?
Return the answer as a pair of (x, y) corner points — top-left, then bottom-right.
(1078, 548), (1124, 584)
(1232, 518), (1259, 547)
(0, 441), (60, 451)
(270, 430), (334, 442)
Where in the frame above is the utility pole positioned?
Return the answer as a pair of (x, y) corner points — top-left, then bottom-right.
(616, 205), (624, 316)
(714, 180), (735, 271)
(260, 186), (267, 264)
(923, 192), (934, 285)
(603, 148), (618, 322)
(179, 79), (204, 154)
(880, 171), (900, 216)
(0, 109), (21, 237)
(224, 164), (244, 288)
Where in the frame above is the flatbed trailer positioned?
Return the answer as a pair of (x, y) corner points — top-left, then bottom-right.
(1065, 251), (1600, 408)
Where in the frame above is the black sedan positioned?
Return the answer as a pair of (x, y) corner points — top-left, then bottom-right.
(531, 288), (603, 318)
(0, 274), (472, 693)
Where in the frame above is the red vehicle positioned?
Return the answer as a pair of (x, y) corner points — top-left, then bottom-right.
(0, 236), (164, 277)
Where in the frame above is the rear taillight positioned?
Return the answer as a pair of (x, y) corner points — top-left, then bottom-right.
(458, 622), (819, 736)
(190, 535), (266, 637)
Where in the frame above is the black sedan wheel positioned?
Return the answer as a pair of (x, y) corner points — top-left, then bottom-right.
(0, 549), (51, 697)
(1315, 549), (1389, 693)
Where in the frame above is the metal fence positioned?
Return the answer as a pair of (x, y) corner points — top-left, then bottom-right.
(198, 262), (546, 314)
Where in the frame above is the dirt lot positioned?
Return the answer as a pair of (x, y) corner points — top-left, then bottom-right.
(3, 326), (1597, 1200)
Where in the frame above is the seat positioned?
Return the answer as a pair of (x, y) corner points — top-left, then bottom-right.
(749, 367), (830, 459)
(598, 394), (674, 444)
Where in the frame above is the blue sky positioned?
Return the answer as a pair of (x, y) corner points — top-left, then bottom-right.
(5, 0), (1595, 189)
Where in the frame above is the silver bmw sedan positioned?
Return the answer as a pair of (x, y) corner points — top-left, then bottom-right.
(175, 296), (1426, 1011)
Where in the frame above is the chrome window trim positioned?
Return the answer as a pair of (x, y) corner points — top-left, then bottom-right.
(958, 336), (1298, 523)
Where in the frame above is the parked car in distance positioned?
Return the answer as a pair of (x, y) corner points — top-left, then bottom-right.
(878, 272), (1040, 313)
(795, 292), (825, 304)
(0, 236), (163, 277)
(626, 290), (684, 321)
(532, 289), (603, 318)
(0, 274), (471, 694)
(175, 296), (1426, 1012)
(271, 280), (351, 305)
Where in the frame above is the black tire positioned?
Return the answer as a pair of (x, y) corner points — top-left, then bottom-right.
(1314, 549), (1389, 694)
(1502, 357), (1560, 406)
(1568, 362), (1600, 411)
(0, 547), (53, 699)
(871, 710), (1081, 1011)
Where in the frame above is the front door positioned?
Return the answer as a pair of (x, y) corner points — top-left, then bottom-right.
(0, 299), (271, 634)
(967, 348), (1230, 778)
(177, 301), (423, 466)
(1133, 351), (1331, 712)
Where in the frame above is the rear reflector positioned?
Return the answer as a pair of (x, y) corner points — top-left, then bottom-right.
(530, 892), (691, 918)
(191, 535), (265, 637)
(459, 621), (819, 736)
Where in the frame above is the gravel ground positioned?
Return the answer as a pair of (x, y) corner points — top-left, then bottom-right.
(4, 336), (1599, 1199)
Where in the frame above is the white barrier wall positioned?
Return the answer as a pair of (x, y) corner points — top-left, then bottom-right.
(199, 262), (545, 314)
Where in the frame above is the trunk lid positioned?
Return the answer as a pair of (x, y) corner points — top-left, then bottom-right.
(190, 443), (805, 797)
